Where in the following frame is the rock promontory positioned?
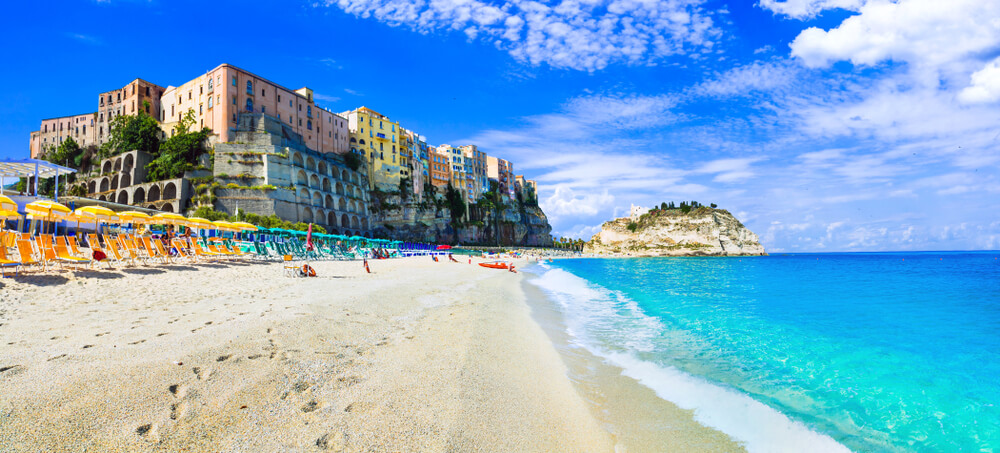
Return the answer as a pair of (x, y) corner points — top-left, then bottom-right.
(583, 206), (766, 256)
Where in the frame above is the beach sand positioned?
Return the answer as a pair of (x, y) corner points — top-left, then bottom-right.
(0, 256), (740, 452)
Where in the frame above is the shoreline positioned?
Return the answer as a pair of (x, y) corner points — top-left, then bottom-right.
(0, 257), (611, 451)
(520, 264), (745, 452)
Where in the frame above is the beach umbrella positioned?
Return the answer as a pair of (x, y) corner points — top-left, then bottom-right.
(73, 206), (119, 224)
(0, 194), (16, 212)
(436, 244), (452, 250)
(306, 223), (314, 251)
(213, 220), (239, 232)
(231, 221), (257, 231)
(26, 200), (72, 235)
(186, 217), (214, 228)
(118, 211), (153, 224)
(151, 212), (187, 225)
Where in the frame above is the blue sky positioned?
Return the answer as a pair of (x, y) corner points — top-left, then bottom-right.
(2, 0), (998, 251)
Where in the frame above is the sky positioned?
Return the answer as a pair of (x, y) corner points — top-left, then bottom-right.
(1, 0), (998, 252)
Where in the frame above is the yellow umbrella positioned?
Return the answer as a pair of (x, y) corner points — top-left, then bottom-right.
(0, 195), (16, 212)
(186, 217), (215, 228)
(231, 221), (257, 231)
(151, 212), (187, 225)
(0, 209), (20, 220)
(212, 220), (239, 232)
(73, 206), (120, 224)
(25, 200), (72, 219)
(118, 211), (153, 224)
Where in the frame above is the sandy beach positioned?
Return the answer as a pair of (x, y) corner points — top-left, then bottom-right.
(0, 256), (743, 452)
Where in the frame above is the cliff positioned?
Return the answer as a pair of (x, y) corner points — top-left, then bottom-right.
(368, 191), (553, 247)
(583, 207), (765, 256)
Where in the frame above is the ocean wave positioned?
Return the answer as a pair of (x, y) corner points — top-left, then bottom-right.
(529, 266), (850, 453)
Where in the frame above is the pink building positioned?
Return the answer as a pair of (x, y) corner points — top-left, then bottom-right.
(160, 64), (349, 155)
(30, 113), (97, 158)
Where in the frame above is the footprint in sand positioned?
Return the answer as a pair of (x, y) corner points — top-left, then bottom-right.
(128, 339), (146, 345)
(47, 354), (67, 361)
(82, 345), (94, 349)
(168, 384), (187, 398)
(170, 402), (188, 420)
(157, 333), (168, 337)
(0, 365), (24, 376)
(301, 400), (319, 413)
(192, 367), (212, 380)
(343, 401), (372, 413)
(136, 423), (159, 442)
(316, 431), (347, 451)
(216, 354), (231, 362)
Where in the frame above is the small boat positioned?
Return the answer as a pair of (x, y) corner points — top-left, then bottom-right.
(478, 261), (509, 270)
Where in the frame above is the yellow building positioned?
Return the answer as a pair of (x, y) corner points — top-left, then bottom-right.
(342, 106), (402, 191)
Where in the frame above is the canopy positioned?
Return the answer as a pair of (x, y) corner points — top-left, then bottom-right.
(0, 195), (15, 211)
(151, 212), (187, 225)
(186, 217), (215, 228)
(118, 211), (153, 224)
(213, 220), (239, 232)
(0, 158), (76, 179)
(0, 209), (20, 220)
(73, 206), (120, 223)
(25, 200), (72, 219)
(231, 221), (257, 231)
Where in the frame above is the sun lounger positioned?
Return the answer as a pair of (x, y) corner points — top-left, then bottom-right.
(54, 237), (91, 269)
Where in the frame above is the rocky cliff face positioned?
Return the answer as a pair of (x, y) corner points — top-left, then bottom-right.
(584, 208), (765, 256)
(368, 191), (553, 247)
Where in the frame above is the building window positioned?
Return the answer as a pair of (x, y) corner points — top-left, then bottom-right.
(298, 118), (302, 126)
(208, 79), (213, 90)
(208, 97), (213, 108)
(261, 88), (265, 97)
(199, 104), (203, 114)
(307, 120), (312, 130)
(261, 105), (266, 113)
(307, 106), (312, 117)
(170, 105), (174, 116)
(188, 91), (192, 100)
(232, 95), (236, 105)
(199, 86), (203, 95)
(232, 76), (237, 86)
(277, 94), (281, 102)
(298, 104), (302, 111)
(246, 80), (253, 94)
(232, 113), (237, 123)
(289, 100), (292, 107)
(246, 99), (253, 111)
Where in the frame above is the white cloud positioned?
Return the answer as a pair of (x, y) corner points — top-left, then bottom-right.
(313, 93), (341, 103)
(542, 186), (615, 217)
(693, 61), (797, 97)
(68, 33), (102, 45)
(789, 0), (1000, 69)
(958, 57), (1000, 104)
(344, 88), (363, 96)
(693, 157), (762, 183)
(322, 0), (720, 71)
(758, 0), (865, 19)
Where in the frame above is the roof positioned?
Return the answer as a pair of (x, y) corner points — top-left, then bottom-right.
(0, 158), (77, 178)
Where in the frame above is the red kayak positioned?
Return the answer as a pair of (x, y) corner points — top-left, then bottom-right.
(478, 262), (509, 270)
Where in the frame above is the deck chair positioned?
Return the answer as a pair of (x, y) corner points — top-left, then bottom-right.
(283, 254), (300, 277)
(67, 236), (85, 257)
(13, 240), (41, 274)
(172, 239), (194, 262)
(0, 243), (21, 277)
(55, 237), (91, 269)
(190, 240), (223, 260)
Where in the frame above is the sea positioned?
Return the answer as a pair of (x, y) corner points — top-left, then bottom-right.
(525, 252), (1000, 452)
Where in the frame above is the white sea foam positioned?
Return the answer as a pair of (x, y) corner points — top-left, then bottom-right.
(530, 266), (851, 453)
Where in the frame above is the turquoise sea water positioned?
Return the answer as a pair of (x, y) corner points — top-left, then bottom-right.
(527, 253), (1000, 452)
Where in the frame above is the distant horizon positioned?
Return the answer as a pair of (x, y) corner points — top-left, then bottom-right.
(2, 0), (997, 252)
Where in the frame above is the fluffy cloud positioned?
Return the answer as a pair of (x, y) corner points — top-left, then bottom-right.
(789, 0), (1000, 69)
(958, 57), (1000, 104)
(322, 0), (719, 70)
(758, 0), (864, 19)
(693, 61), (798, 97)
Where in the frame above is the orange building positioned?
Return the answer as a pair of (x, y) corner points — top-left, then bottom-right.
(429, 146), (451, 189)
(96, 78), (164, 144)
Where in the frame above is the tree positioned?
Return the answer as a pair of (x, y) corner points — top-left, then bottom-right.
(660, 202), (668, 210)
(710, 203), (717, 209)
(477, 180), (504, 246)
(444, 183), (466, 232)
(100, 110), (161, 158)
(344, 152), (362, 171)
(46, 136), (81, 168)
(147, 110), (210, 181)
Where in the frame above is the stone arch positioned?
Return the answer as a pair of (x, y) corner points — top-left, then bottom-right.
(292, 152), (303, 167)
(110, 176), (119, 190)
(296, 170), (308, 186)
(163, 182), (177, 200)
(359, 139), (365, 145)
(312, 191), (323, 207)
(98, 194), (107, 202)
(114, 158), (122, 172)
(325, 194), (334, 209)
(352, 216), (360, 229)
(309, 173), (319, 188)
(298, 188), (310, 202)
(133, 187), (146, 203)
(102, 161), (112, 175)
(123, 153), (134, 171)
(328, 212), (338, 227)
(306, 156), (316, 172)
(159, 203), (173, 212)
(117, 191), (128, 205)
(341, 169), (350, 181)
(88, 180), (96, 193)
(341, 214), (350, 229)
(344, 230), (352, 237)
(147, 184), (161, 202)
(99, 178), (109, 192)
(302, 207), (314, 223)
(318, 161), (328, 176)
(336, 182), (344, 195)
(120, 173), (131, 188)
(362, 218), (368, 230)
(322, 178), (331, 192)
(339, 197), (347, 211)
